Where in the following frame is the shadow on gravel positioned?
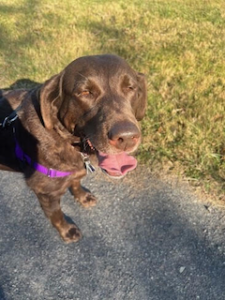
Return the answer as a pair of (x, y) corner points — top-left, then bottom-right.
(0, 171), (225, 299)
(0, 287), (6, 300)
(126, 189), (225, 299)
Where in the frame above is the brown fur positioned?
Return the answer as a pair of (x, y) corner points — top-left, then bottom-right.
(0, 54), (147, 243)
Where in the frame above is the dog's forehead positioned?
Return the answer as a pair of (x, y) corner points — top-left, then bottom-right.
(64, 55), (136, 81)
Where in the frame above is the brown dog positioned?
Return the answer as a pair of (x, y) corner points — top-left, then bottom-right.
(0, 54), (147, 243)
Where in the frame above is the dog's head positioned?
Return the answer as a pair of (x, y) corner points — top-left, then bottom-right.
(40, 54), (147, 177)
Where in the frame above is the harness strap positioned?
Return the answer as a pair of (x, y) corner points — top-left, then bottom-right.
(14, 136), (75, 178)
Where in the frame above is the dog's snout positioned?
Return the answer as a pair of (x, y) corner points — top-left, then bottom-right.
(108, 121), (140, 151)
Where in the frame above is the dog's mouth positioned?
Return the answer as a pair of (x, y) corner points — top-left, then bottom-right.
(84, 139), (137, 178)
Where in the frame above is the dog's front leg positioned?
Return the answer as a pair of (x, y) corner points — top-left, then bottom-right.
(70, 179), (97, 208)
(37, 193), (81, 243)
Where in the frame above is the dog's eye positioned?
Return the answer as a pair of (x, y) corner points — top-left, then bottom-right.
(79, 90), (91, 96)
(125, 86), (136, 93)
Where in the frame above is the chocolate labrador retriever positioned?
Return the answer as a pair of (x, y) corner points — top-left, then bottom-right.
(0, 54), (147, 243)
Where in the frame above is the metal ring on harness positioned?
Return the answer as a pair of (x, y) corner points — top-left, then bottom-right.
(0, 112), (18, 129)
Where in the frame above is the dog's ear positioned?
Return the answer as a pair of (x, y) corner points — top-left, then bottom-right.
(39, 72), (64, 130)
(135, 73), (147, 121)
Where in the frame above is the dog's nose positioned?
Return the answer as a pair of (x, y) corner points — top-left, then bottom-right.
(108, 121), (141, 151)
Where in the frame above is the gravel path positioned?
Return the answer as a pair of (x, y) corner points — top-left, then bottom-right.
(0, 167), (225, 300)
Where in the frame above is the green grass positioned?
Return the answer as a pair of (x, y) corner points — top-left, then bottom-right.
(0, 0), (224, 198)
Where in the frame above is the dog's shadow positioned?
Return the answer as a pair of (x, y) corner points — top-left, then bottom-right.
(7, 78), (40, 90)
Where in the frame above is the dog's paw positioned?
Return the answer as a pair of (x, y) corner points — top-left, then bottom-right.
(60, 224), (82, 243)
(77, 192), (97, 208)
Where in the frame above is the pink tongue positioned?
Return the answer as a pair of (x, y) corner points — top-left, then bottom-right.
(98, 151), (137, 178)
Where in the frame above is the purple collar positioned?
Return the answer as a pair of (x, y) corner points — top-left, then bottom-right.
(15, 139), (76, 178)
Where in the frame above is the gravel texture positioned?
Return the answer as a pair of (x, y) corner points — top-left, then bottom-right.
(0, 167), (225, 300)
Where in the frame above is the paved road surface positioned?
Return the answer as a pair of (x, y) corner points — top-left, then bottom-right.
(0, 167), (225, 300)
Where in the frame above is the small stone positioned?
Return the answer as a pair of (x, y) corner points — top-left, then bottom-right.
(179, 266), (186, 273)
(204, 205), (212, 212)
